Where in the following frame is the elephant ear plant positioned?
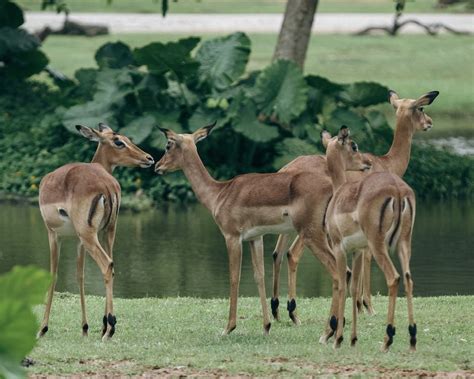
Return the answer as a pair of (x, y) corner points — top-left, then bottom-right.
(0, 266), (51, 379)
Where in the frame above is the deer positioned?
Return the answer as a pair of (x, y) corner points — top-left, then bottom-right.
(270, 90), (439, 325)
(324, 125), (417, 352)
(37, 123), (154, 340)
(154, 122), (365, 337)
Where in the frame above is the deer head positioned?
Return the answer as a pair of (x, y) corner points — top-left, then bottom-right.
(389, 90), (439, 131)
(154, 122), (217, 175)
(76, 123), (154, 168)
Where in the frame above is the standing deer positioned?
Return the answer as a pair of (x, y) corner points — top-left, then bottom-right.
(270, 90), (438, 324)
(154, 123), (366, 336)
(38, 123), (154, 340)
(325, 126), (417, 351)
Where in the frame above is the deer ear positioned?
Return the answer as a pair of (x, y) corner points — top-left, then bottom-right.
(337, 125), (350, 145)
(389, 90), (402, 109)
(193, 121), (217, 143)
(98, 122), (113, 133)
(159, 127), (182, 145)
(321, 130), (332, 150)
(76, 125), (100, 142)
(414, 91), (439, 108)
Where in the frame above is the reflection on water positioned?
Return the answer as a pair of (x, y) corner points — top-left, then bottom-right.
(0, 201), (472, 298)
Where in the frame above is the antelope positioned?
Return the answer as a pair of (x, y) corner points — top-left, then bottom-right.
(155, 122), (361, 336)
(37, 123), (154, 340)
(270, 90), (439, 324)
(324, 125), (416, 352)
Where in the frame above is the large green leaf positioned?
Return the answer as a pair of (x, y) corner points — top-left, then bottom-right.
(324, 107), (367, 135)
(305, 75), (344, 95)
(134, 37), (200, 82)
(62, 101), (115, 133)
(94, 68), (135, 104)
(95, 41), (135, 69)
(233, 101), (279, 143)
(0, 266), (51, 305)
(254, 60), (308, 124)
(1, 49), (48, 78)
(120, 114), (155, 144)
(0, 1), (24, 28)
(0, 28), (39, 56)
(272, 137), (319, 170)
(195, 32), (251, 91)
(339, 81), (389, 107)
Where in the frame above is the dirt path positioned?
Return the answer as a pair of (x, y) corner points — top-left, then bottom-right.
(24, 12), (474, 34)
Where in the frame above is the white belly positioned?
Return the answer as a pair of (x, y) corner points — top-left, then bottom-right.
(241, 217), (294, 242)
(342, 230), (367, 252)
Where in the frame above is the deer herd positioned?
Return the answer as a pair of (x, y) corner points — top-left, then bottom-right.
(36, 89), (439, 352)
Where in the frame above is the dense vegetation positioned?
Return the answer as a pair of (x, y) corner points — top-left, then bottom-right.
(1, 35), (473, 204)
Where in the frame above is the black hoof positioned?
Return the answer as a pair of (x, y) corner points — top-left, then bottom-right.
(335, 335), (343, 347)
(409, 323), (417, 348)
(102, 315), (107, 336)
(329, 315), (337, 331)
(40, 325), (48, 335)
(356, 300), (362, 313)
(351, 336), (358, 346)
(82, 323), (89, 336)
(287, 299), (297, 323)
(271, 297), (279, 319)
(21, 357), (35, 367)
(346, 270), (352, 283)
(386, 324), (396, 347)
(107, 313), (117, 337)
(363, 299), (369, 311)
(264, 323), (271, 334)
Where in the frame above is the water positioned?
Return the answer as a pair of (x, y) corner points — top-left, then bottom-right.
(0, 201), (472, 299)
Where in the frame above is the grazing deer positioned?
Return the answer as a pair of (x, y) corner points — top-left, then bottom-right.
(155, 122), (363, 336)
(325, 126), (416, 352)
(38, 123), (154, 340)
(270, 90), (438, 323)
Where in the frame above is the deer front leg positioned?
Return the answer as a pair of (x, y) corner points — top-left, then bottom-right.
(287, 235), (305, 325)
(362, 248), (375, 315)
(250, 237), (271, 334)
(38, 229), (61, 338)
(271, 233), (289, 321)
(76, 243), (88, 336)
(333, 244), (347, 349)
(223, 236), (243, 335)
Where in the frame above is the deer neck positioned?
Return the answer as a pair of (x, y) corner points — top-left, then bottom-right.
(91, 144), (114, 174)
(327, 150), (347, 192)
(384, 116), (415, 176)
(181, 145), (222, 212)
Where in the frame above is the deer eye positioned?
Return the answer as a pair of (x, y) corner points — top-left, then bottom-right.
(114, 139), (125, 148)
(165, 142), (172, 151)
(351, 142), (358, 152)
(418, 107), (424, 112)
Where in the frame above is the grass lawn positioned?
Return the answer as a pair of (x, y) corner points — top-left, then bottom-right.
(18, 0), (469, 14)
(30, 294), (474, 376)
(41, 33), (474, 136)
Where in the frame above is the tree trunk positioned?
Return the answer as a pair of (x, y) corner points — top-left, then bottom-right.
(273, 0), (319, 69)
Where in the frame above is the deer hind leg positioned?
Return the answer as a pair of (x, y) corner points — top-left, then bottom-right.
(270, 233), (289, 321)
(369, 240), (400, 352)
(361, 248), (375, 315)
(223, 236), (243, 335)
(250, 236), (271, 334)
(79, 233), (115, 341)
(101, 219), (117, 336)
(38, 229), (61, 338)
(76, 243), (88, 336)
(286, 235), (305, 325)
(350, 250), (363, 346)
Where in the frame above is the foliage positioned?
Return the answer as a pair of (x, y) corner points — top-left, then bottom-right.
(0, 32), (472, 203)
(0, 0), (48, 78)
(0, 266), (51, 379)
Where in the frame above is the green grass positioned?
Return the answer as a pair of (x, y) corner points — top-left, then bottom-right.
(18, 0), (469, 14)
(41, 33), (474, 136)
(30, 294), (474, 376)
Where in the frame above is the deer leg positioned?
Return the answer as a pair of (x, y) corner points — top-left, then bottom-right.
(352, 250), (364, 315)
(76, 243), (88, 336)
(79, 233), (115, 341)
(102, 221), (117, 336)
(362, 248), (375, 315)
(333, 244), (347, 349)
(250, 236), (271, 334)
(287, 235), (305, 325)
(38, 229), (61, 338)
(398, 240), (416, 351)
(369, 241), (400, 352)
(270, 233), (289, 321)
(223, 236), (243, 335)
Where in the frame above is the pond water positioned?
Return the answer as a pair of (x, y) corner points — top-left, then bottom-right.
(0, 201), (472, 299)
